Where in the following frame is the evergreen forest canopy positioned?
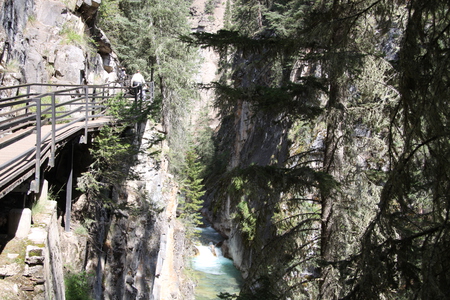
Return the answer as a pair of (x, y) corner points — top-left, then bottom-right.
(96, 0), (211, 246)
(96, 0), (450, 299)
(184, 0), (450, 299)
(98, 0), (200, 177)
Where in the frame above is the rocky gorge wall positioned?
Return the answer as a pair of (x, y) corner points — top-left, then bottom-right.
(0, 0), (194, 299)
(188, 0), (293, 282)
(204, 100), (291, 279)
(0, 0), (119, 90)
(70, 121), (194, 300)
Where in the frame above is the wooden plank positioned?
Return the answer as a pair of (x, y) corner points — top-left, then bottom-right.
(0, 117), (112, 198)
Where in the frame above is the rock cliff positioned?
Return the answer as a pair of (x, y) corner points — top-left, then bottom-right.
(204, 102), (291, 278)
(0, 0), (118, 89)
(73, 121), (194, 300)
(0, 0), (193, 299)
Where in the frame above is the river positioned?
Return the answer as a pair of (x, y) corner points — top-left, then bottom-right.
(191, 225), (243, 299)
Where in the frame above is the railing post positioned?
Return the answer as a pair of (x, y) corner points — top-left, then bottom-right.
(26, 85), (31, 114)
(92, 87), (97, 116)
(83, 86), (88, 143)
(102, 86), (105, 114)
(32, 97), (41, 194)
(50, 93), (56, 167)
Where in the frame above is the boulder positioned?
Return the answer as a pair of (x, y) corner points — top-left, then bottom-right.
(25, 246), (45, 265)
(54, 45), (85, 84)
(35, 0), (67, 28)
(0, 263), (21, 277)
(24, 48), (48, 83)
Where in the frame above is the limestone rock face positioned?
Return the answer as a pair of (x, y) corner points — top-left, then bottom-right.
(53, 45), (85, 83)
(73, 121), (195, 300)
(36, 0), (67, 27)
(76, 0), (101, 24)
(0, 0), (34, 40)
(0, 0), (119, 87)
(204, 91), (291, 279)
(23, 48), (49, 84)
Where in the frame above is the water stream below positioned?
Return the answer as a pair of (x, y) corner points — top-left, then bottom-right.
(191, 225), (243, 299)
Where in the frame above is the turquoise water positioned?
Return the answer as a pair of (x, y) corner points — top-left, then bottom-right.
(192, 226), (243, 299)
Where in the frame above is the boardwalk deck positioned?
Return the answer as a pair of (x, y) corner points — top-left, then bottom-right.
(0, 117), (112, 198)
(0, 82), (146, 199)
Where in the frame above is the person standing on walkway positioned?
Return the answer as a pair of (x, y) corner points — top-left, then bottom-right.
(131, 70), (146, 100)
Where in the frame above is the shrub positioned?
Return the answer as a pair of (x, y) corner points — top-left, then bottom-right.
(65, 270), (93, 300)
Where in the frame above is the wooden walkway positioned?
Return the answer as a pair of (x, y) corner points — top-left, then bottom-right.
(0, 117), (112, 198)
(0, 82), (145, 199)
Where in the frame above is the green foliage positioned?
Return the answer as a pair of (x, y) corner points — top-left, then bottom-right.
(99, 0), (450, 298)
(65, 270), (93, 300)
(218, 277), (278, 299)
(343, 1), (450, 299)
(227, 165), (336, 196)
(31, 197), (48, 217)
(76, 170), (101, 195)
(179, 150), (206, 226)
(192, 109), (215, 177)
(186, 0), (412, 299)
(205, 0), (216, 15)
(235, 199), (257, 241)
(31, 187), (58, 219)
(77, 94), (146, 196)
(182, 30), (295, 58)
(74, 225), (89, 236)
(86, 127), (138, 193)
(98, 0), (120, 24)
(60, 22), (95, 49)
(223, 0), (233, 30)
(13, 96), (65, 121)
(99, 0), (199, 177)
(210, 80), (324, 118)
(222, 164), (336, 254)
(60, 26), (83, 46)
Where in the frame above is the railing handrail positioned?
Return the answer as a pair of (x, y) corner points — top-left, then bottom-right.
(0, 83), (133, 130)
(0, 82), (131, 91)
(0, 81), (150, 195)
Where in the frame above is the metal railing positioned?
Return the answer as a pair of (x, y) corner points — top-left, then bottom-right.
(0, 82), (143, 195)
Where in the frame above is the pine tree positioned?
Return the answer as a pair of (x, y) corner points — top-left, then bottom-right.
(179, 150), (206, 227)
(185, 0), (406, 299)
(343, 1), (450, 299)
(98, 0), (199, 176)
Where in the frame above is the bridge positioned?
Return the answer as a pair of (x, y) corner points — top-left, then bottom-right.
(0, 82), (152, 231)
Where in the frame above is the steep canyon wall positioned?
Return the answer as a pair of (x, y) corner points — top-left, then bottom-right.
(0, 0), (118, 89)
(204, 100), (292, 278)
(0, 1), (192, 299)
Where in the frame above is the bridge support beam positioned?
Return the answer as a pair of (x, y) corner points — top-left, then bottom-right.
(8, 208), (32, 238)
(65, 142), (74, 232)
